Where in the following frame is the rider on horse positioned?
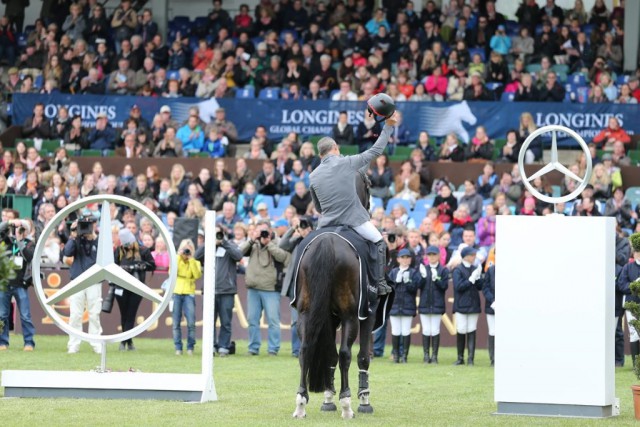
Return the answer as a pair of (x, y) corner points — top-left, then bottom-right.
(309, 93), (398, 296)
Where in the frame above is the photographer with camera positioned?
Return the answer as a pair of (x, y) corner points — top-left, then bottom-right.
(173, 239), (202, 356)
(62, 216), (102, 354)
(205, 225), (243, 357)
(111, 228), (156, 351)
(279, 216), (313, 357)
(0, 220), (36, 351)
(240, 220), (289, 356)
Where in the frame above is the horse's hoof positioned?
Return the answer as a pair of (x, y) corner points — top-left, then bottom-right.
(320, 402), (337, 412)
(358, 404), (374, 414)
(341, 411), (355, 419)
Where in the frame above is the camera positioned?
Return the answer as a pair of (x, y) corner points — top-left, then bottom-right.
(182, 248), (191, 256)
(75, 216), (96, 235)
(216, 231), (224, 240)
(260, 230), (270, 239)
(299, 219), (310, 230)
(387, 233), (396, 243)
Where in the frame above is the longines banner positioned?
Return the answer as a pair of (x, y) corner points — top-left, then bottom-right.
(10, 269), (490, 348)
(12, 94), (640, 147)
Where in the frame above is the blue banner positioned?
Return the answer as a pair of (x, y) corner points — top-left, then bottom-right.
(11, 94), (640, 147)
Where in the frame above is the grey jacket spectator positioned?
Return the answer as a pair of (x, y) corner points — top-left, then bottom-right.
(459, 193), (483, 222)
(107, 58), (137, 94)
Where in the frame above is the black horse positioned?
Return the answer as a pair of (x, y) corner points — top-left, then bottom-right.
(293, 172), (378, 419)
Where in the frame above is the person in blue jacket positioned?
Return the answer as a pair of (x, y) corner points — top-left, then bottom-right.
(618, 241), (640, 367)
(452, 246), (483, 366)
(483, 264), (496, 367)
(388, 248), (423, 363)
(418, 245), (450, 364)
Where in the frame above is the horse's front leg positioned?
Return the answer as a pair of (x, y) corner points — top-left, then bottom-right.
(339, 318), (358, 419)
(357, 315), (377, 414)
(293, 312), (308, 419)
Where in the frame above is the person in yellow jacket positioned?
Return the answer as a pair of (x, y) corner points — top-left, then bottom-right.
(172, 239), (202, 355)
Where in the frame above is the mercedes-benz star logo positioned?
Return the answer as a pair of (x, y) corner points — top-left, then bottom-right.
(517, 125), (593, 205)
(32, 195), (178, 344)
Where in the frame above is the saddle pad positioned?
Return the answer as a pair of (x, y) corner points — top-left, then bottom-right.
(290, 227), (376, 321)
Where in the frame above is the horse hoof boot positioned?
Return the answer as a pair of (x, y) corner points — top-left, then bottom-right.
(357, 404), (374, 414)
(320, 402), (337, 412)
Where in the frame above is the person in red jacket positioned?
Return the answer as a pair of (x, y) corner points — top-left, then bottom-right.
(192, 40), (213, 71)
(593, 117), (631, 151)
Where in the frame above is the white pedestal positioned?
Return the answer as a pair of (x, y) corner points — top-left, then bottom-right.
(495, 215), (616, 418)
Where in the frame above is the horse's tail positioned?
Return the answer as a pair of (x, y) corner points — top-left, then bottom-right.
(302, 238), (336, 393)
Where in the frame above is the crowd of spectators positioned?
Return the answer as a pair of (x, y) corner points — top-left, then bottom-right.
(0, 0), (635, 105)
(1, 0), (639, 357)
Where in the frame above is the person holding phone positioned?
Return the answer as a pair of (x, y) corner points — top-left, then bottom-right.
(172, 239), (202, 355)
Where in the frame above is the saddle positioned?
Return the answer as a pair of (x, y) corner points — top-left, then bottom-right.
(289, 226), (392, 331)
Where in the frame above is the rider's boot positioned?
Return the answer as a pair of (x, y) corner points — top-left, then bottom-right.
(375, 240), (392, 296)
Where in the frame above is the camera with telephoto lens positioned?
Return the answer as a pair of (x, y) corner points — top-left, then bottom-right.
(387, 233), (396, 243)
(299, 218), (310, 229)
(260, 230), (270, 239)
(182, 248), (191, 256)
(216, 231), (224, 240)
(76, 216), (97, 235)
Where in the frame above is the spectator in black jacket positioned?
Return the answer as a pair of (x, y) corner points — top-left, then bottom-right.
(538, 71), (566, 102)
(332, 111), (355, 146)
(0, 15), (16, 66)
(255, 160), (284, 196)
(22, 103), (51, 139)
(463, 72), (493, 101)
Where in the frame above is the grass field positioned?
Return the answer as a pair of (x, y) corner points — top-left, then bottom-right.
(0, 334), (638, 426)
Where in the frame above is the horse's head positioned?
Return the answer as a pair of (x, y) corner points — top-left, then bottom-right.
(454, 101), (477, 126)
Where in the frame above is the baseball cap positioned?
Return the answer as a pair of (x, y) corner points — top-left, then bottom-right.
(160, 105), (171, 113)
(461, 246), (478, 258)
(497, 24), (505, 31)
(426, 245), (440, 255)
(398, 248), (412, 257)
(96, 112), (108, 119)
(131, 104), (140, 110)
(257, 202), (268, 211)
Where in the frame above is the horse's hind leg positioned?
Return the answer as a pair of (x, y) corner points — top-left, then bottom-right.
(321, 315), (340, 412)
(357, 313), (377, 414)
(293, 312), (308, 419)
(339, 318), (358, 419)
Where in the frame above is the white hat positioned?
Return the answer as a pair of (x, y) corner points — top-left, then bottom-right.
(160, 105), (171, 113)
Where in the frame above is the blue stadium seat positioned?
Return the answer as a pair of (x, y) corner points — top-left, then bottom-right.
(236, 86), (255, 98)
(410, 210), (426, 226)
(552, 64), (569, 75)
(259, 87), (280, 99)
(582, 23), (594, 37)
(385, 198), (412, 215)
(625, 187), (640, 207)
(261, 195), (276, 211)
(616, 74), (630, 85)
(485, 82), (503, 92)
(277, 194), (291, 208)
(569, 73), (587, 86)
(34, 74), (43, 89)
(167, 70), (180, 80)
(414, 197), (434, 212)
(525, 63), (541, 74)
(279, 29), (299, 44)
(171, 16), (190, 26)
(501, 92), (515, 102)
(17, 33), (27, 48)
(371, 197), (384, 211)
(504, 20), (520, 36)
(193, 16), (209, 31)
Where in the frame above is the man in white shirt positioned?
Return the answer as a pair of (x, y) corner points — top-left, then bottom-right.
(331, 81), (358, 101)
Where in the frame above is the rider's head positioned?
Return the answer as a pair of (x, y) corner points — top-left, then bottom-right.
(317, 137), (339, 158)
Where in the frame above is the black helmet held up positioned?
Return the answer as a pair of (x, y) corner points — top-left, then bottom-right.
(367, 93), (396, 122)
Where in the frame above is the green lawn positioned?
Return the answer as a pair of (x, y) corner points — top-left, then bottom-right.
(0, 334), (638, 426)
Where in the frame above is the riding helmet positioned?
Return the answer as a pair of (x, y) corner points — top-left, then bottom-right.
(367, 93), (396, 120)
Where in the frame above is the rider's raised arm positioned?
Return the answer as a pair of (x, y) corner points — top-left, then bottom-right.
(347, 124), (393, 171)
